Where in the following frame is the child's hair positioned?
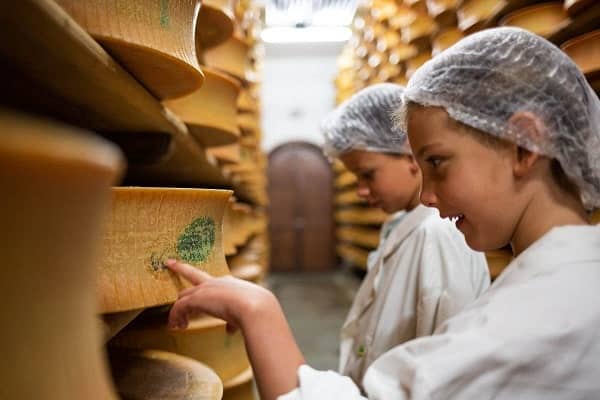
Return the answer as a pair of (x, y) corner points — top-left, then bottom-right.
(321, 83), (409, 159)
(396, 27), (600, 210)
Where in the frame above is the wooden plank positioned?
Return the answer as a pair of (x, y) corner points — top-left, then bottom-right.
(0, 110), (121, 400)
(108, 350), (223, 400)
(111, 314), (251, 383)
(101, 309), (144, 343)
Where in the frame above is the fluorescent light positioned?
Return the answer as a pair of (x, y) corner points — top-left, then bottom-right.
(261, 26), (352, 43)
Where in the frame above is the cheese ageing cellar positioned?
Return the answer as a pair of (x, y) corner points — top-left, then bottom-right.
(1, 0), (599, 399)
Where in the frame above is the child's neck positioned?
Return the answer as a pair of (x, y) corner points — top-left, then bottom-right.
(511, 189), (588, 256)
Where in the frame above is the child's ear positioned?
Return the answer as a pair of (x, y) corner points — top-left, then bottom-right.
(507, 111), (545, 178)
(507, 111), (547, 147)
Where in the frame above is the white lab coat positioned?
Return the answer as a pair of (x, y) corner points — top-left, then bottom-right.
(280, 225), (600, 400)
(339, 205), (490, 389)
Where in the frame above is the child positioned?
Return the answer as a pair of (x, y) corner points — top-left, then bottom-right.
(321, 83), (490, 388)
(166, 27), (600, 400)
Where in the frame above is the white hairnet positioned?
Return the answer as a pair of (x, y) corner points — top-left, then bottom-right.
(396, 27), (600, 210)
(322, 83), (409, 158)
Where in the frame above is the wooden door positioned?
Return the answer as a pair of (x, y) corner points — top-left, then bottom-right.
(268, 142), (335, 272)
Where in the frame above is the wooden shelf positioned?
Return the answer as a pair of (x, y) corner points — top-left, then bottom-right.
(0, 0), (234, 188)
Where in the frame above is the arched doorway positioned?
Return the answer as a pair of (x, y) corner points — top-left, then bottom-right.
(268, 142), (335, 272)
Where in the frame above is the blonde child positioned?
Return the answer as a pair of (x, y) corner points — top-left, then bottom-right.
(166, 27), (600, 399)
(322, 83), (489, 388)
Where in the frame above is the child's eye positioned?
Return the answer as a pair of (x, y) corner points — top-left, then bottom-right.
(426, 157), (443, 168)
(360, 170), (375, 180)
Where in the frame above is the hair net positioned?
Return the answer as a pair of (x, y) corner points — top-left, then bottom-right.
(322, 83), (409, 158)
(396, 27), (600, 210)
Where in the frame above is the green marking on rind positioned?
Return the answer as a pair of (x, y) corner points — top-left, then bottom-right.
(177, 216), (216, 263)
(160, 0), (170, 28)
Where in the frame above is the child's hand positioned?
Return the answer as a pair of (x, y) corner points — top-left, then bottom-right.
(165, 259), (277, 332)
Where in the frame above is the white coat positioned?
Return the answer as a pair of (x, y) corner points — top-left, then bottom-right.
(339, 205), (490, 388)
(280, 225), (600, 400)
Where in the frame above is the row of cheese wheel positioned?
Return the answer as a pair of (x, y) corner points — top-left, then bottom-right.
(336, 0), (599, 104)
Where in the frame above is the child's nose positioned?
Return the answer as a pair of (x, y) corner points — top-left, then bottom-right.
(420, 185), (438, 207)
(356, 184), (370, 199)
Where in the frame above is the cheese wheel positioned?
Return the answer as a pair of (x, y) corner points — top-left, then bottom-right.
(335, 207), (389, 225)
(238, 112), (261, 135)
(208, 143), (242, 164)
(485, 249), (513, 280)
(388, 42), (419, 64)
(401, 13), (437, 46)
(336, 226), (381, 249)
(238, 88), (260, 112)
(111, 314), (251, 382)
(164, 66), (241, 147)
(222, 367), (258, 400)
(335, 188), (367, 206)
(406, 51), (432, 79)
(0, 110), (122, 399)
(197, 0), (235, 49)
(99, 188), (232, 313)
(426, 0), (461, 26)
(332, 159), (347, 174)
(432, 27), (464, 56)
(499, 3), (570, 38)
(203, 36), (251, 80)
(334, 171), (358, 189)
(109, 349), (223, 400)
(561, 29), (600, 86)
(223, 200), (255, 255)
(458, 0), (507, 33)
(336, 243), (370, 270)
(55, 0), (204, 99)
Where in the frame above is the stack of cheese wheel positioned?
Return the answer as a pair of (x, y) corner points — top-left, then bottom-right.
(111, 312), (251, 384)
(331, 160), (387, 271)
(55, 0), (204, 99)
(109, 349), (223, 400)
(0, 110), (122, 399)
(499, 2), (570, 38)
(159, 0), (242, 148)
(223, 199), (257, 256)
(99, 188), (232, 313)
(227, 235), (267, 284)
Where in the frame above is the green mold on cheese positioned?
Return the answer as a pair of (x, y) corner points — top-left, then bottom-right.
(177, 216), (216, 263)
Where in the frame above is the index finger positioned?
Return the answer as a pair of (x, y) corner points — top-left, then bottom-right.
(166, 259), (212, 286)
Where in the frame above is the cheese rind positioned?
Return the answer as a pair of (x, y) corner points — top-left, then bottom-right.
(99, 188), (232, 313)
